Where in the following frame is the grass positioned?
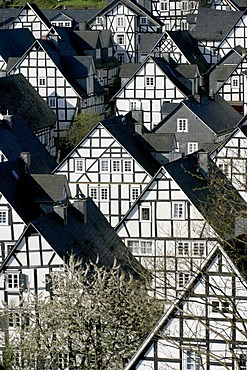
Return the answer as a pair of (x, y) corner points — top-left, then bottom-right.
(4, 0), (107, 9)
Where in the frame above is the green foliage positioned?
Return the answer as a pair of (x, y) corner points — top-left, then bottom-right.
(62, 112), (100, 150)
(7, 256), (162, 370)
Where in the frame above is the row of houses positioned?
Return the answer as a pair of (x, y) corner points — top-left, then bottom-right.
(0, 0), (246, 368)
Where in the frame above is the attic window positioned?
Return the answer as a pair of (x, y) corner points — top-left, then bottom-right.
(39, 78), (46, 86)
(140, 17), (147, 25)
(96, 17), (103, 25)
(0, 208), (8, 225)
(75, 159), (84, 173)
(145, 77), (154, 87)
(177, 118), (188, 132)
(161, 0), (169, 10)
(141, 207), (151, 221)
(231, 77), (239, 89)
(117, 16), (125, 27)
(48, 97), (56, 108)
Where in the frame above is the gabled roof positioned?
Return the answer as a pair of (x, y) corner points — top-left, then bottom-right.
(142, 133), (177, 152)
(123, 243), (246, 370)
(0, 74), (56, 131)
(207, 48), (245, 92)
(43, 8), (100, 24)
(73, 30), (101, 49)
(0, 29), (35, 62)
(31, 174), (71, 203)
(1, 199), (145, 277)
(88, 0), (163, 27)
(98, 115), (161, 175)
(138, 33), (163, 53)
(113, 56), (192, 101)
(12, 2), (52, 31)
(0, 115), (56, 173)
(0, 8), (19, 29)
(166, 31), (210, 75)
(119, 63), (141, 78)
(190, 8), (244, 41)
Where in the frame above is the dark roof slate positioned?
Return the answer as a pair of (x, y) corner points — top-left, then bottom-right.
(0, 29), (35, 61)
(190, 8), (244, 41)
(138, 33), (163, 53)
(0, 8), (19, 28)
(142, 133), (176, 152)
(119, 63), (141, 78)
(0, 115), (56, 173)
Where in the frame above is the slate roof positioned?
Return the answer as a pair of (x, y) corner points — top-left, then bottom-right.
(190, 8), (244, 41)
(43, 8), (100, 24)
(0, 115), (56, 173)
(207, 49), (244, 92)
(0, 159), (56, 224)
(73, 30), (100, 49)
(0, 29), (35, 62)
(166, 31), (210, 75)
(88, 0), (163, 26)
(119, 63), (141, 78)
(31, 174), (71, 203)
(165, 152), (247, 238)
(142, 133), (176, 152)
(14, 2), (52, 30)
(138, 33), (163, 54)
(0, 8), (20, 29)
(0, 74), (56, 132)
(183, 94), (241, 134)
(100, 115), (161, 176)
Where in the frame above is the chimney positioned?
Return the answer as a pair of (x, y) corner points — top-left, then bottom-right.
(54, 204), (68, 225)
(3, 114), (13, 130)
(20, 152), (31, 167)
(73, 198), (87, 223)
(197, 151), (210, 180)
(132, 110), (144, 135)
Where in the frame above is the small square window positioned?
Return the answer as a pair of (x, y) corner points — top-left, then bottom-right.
(0, 210), (8, 224)
(178, 273), (190, 288)
(112, 160), (120, 172)
(101, 188), (108, 200)
(177, 242), (189, 256)
(7, 273), (19, 289)
(145, 77), (154, 87)
(141, 207), (150, 221)
(131, 188), (139, 201)
(140, 17), (147, 25)
(100, 160), (109, 172)
(90, 188), (98, 200)
(48, 97), (56, 108)
(177, 118), (188, 132)
(96, 17), (103, 25)
(173, 202), (185, 219)
(193, 242), (205, 256)
(212, 301), (220, 312)
(117, 16), (124, 27)
(75, 159), (84, 173)
(231, 77), (239, 89)
(39, 78), (46, 86)
(161, 0), (169, 10)
(124, 160), (132, 172)
(188, 142), (198, 154)
(117, 34), (125, 45)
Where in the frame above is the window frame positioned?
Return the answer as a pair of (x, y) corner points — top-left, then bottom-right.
(131, 187), (140, 202)
(116, 16), (125, 27)
(231, 76), (239, 89)
(116, 34), (125, 45)
(177, 118), (188, 132)
(112, 159), (121, 172)
(6, 273), (19, 290)
(178, 272), (190, 288)
(127, 240), (153, 255)
(187, 142), (198, 154)
(161, 0), (169, 10)
(140, 206), (151, 221)
(75, 159), (84, 173)
(140, 17), (147, 25)
(172, 202), (185, 220)
(38, 77), (46, 86)
(124, 160), (132, 172)
(89, 187), (98, 201)
(100, 188), (109, 201)
(145, 76), (154, 87)
(0, 208), (8, 225)
(100, 159), (110, 173)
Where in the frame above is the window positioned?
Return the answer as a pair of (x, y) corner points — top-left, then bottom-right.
(127, 240), (153, 255)
(181, 20), (188, 30)
(117, 16), (124, 27)
(186, 350), (202, 370)
(8, 312), (20, 328)
(0, 210), (8, 224)
(177, 242), (189, 256)
(145, 77), (154, 87)
(100, 160), (109, 172)
(180, 0), (189, 10)
(7, 273), (19, 289)
(141, 207), (151, 221)
(118, 53), (125, 63)
(140, 17), (147, 24)
(218, 162), (230, 177)
(64, 22), (70, 27)
(124, 160), (132, 172)
(96, 17), (103, 25)
(90, 188), (98, 200)
(39, 78), (46, 86)
(108, 47), (113, 57)
(178, 273), (190, 288)
(193, 242), (205, 256)
(48, 97), (56, 108)
(130, 101), (137, 110)
(189, 1), (197, 9)
(117, 34), (125, 45)
(75, 159), (84, 173)
(187, 142), (198, 154)
(101, 188), (108, 200)
(211, 300), (230, 313)
(96, 49), (101, 59)
(177, 118), (188, 132)
(161, 0), (169, 10)
(231, 77), (239, 89)
(112, 160), (120, 172)
(131, 187), (139, 201)
(238, 354), (247, 370)
(173, 202), (185, 219)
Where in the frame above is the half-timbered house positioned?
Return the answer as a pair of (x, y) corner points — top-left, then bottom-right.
(55, 112), (166, 227)
(152, 93), (241, 156)
(124, 243), (247, 370)
(88, 0), (163, 63)
(210, 116), (247, 201)
(113, 55), (194, 130)
(8, 2), (53, 40)
(0, 74), (56, 155)
(0, 28), (35, 76)
(189, 8), (243, 63)
(115, 151), (247, 299)
(211, 0), (246, 11)
(7, 38), (106, 137)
